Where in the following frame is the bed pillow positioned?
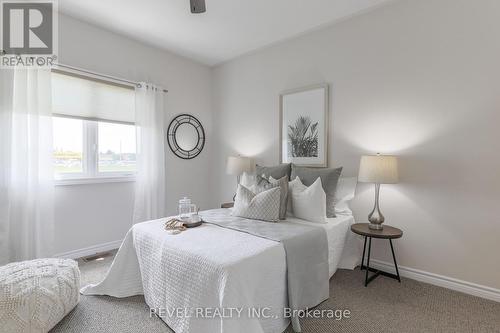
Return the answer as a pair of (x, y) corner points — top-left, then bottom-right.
(232, 185), (280, 222)
(251, 175), (288, 220)
(289, 177), (326, 223)
(291, 164), (343, 218)
(255, 163), (291, 180)
(276, 176), (301, 215)
(334, 177), (357, 215)
(240, 172), (257, 188)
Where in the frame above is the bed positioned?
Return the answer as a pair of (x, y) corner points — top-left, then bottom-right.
(81, 208), (360, 333)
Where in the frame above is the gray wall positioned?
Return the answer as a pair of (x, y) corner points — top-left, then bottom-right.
(212, 0), (500, 289)
(55, 15), (215, 255)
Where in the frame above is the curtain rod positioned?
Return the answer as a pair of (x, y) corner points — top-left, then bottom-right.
(54, 63), (168, 93)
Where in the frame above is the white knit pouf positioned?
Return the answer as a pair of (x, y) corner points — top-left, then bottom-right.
(0, 258), (80, 333)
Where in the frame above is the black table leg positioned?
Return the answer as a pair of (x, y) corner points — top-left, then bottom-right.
(364, 237), (372, 287)
(361, 236), (367, 271)
(361, 238), (401, 286)
(389, 239), (401, 282)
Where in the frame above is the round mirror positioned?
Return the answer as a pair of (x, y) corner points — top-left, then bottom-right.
(167, 114), (205, 159)
(175, 123), (198, 151)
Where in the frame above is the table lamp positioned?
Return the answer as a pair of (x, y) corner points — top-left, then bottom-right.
(358, 154), (399, 230)
(226, 156), (254, 201)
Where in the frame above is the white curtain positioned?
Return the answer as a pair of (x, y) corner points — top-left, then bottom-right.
(132, 83), (166, 223)
(0, 68), (54, 265)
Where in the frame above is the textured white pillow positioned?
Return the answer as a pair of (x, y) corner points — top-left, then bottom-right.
(334, 177), (358, 215)
(249, 175), (289, 220)
(239, 172), (257, 188)
(285, 176), (302, 214)
(232, 184), (280, 222)
(290, 177), (327, 223)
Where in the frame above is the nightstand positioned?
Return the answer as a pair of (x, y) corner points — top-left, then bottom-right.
(351, 223), (403, 287)
(221, 202), (234, 209)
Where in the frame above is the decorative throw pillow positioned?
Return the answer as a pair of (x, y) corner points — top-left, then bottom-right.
(240, 171), (257, 188)
(334, 177), (357, 215)
(255, 163), (291, 180)
(291, 164), (343, 218)
(289, 177), (327, 223)
(247, 176), (277, 198)
(253, 175), (288, 219)
(232, 185), (280, 222)
(286, 176), (302, 214)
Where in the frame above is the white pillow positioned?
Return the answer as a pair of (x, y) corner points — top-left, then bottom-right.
(286, 176), (301, 214)
(239, 172), (257, 188)
(290, 177), (327, 223)
(334, 177), (357, 215)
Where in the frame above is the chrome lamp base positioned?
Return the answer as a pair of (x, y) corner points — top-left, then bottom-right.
(368, 222), (384, 230)
(368, 183), (385, 230)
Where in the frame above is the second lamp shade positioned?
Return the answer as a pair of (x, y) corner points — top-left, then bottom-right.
(226, 156), (254, 176)
(358, 155), (398, 184)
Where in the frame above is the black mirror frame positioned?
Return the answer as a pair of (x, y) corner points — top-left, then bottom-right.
(167, 114), (205, 160)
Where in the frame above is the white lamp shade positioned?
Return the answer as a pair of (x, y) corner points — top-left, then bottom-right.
(226, 156), (254, 176)
(358, 155), (399, 184)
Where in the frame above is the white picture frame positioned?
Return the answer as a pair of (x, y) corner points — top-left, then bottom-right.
(279, 83), (329, 167)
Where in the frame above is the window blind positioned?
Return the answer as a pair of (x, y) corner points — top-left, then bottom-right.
(52, 71), (135, 124)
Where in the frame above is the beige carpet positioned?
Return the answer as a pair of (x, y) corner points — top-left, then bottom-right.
(51, 254), (500, 333)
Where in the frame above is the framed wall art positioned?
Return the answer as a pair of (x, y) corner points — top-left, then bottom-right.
(279, 84), (328, 167)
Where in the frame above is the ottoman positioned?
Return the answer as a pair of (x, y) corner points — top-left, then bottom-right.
(0, 258), (80, 333)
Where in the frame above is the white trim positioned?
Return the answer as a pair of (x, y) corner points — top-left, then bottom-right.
(55, 176), (135, 186)
(369, 259), (500, 303)
(54, 239), (123, 259)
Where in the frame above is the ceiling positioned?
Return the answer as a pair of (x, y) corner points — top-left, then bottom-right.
(59, 0), (393, 66)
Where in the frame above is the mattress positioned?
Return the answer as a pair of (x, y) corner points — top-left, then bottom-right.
(285, 213), (360, 277)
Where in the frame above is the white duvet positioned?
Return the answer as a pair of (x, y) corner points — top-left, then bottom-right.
(81, 209), (360, 333)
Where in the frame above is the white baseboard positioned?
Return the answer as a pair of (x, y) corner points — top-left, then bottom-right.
(54, 239), (123, 259)
(369, 259), (500, 303)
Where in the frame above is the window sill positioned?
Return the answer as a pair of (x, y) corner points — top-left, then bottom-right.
(55, 176), (136, 186)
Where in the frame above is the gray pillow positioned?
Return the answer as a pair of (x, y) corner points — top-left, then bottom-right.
(253, 175), (288, 220)
(232, 185), (280, 222)
(255, 163), (291, 180)
(291, 164), (343, 218)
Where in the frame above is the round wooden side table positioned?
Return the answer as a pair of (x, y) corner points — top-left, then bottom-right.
(351, 223), (403, 287)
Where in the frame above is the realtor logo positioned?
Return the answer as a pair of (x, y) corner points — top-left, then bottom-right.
(1, 0), (57, 67)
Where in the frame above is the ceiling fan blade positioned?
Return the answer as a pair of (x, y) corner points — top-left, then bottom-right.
(190, 0), (206, 14)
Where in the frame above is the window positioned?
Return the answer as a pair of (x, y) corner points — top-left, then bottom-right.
(98, 122), (136, 173)
(53, 117), (84, 174)
(52, 70), (136, 183)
